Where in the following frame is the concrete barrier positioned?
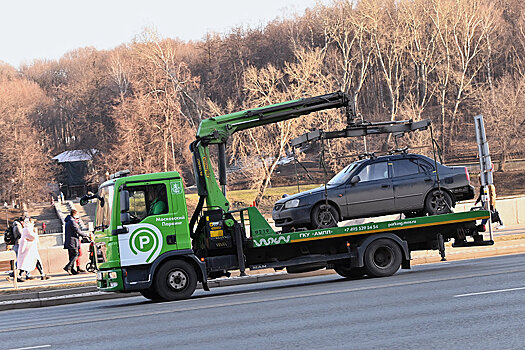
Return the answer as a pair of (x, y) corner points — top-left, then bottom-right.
(38, 242), (91, 274)
(455, 195), (525, 226)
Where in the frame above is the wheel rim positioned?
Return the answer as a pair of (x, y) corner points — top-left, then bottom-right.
(167, 269), (188, 291)
(430, 192), (448, 213)
(317, 206), (335, 226)
(373, 246), (394, 269)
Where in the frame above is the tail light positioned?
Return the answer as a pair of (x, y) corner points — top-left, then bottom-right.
(465, 167), (470, 182)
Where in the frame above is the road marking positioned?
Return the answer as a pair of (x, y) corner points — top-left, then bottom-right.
(9, 345), (51, 350)
(3, 266), (525, 333)
(454, 286), (525, 298)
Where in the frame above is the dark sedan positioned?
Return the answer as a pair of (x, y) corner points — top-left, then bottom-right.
(272, 153), (474, 231)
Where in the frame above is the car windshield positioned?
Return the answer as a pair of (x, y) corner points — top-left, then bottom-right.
(327, 160), (363, 185)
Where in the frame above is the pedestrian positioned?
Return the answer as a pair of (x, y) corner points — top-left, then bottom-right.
(9, 217), (24, 282)
(42, 222), (47, 234)
(17, 217), (50, 280)
(475, 177), (504, 229)
(63, 209), (90, 275)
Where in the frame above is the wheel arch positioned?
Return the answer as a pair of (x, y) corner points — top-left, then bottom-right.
(353, 233), (410, 270)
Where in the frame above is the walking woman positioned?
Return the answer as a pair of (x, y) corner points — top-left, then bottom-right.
(17, 217), (50, 280)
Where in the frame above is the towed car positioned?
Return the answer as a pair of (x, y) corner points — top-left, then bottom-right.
(272, 153), (474, 231)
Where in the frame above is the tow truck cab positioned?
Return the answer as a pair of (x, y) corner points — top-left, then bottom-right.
(94, 171), (200, 292)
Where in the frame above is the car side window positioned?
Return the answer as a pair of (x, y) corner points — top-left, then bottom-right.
(393, 159), (420, 177)
(358, 162), (389, 182)
(418, 159), (434, 173)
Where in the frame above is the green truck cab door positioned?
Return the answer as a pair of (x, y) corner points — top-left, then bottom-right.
(116, 177), (191, 267)
(167, 179), (191, 250)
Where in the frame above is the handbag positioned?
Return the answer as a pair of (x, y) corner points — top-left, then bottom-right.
(491, 210), (501, 223)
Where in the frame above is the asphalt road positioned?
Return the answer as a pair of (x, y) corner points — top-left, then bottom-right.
(2, 254), (525, 350)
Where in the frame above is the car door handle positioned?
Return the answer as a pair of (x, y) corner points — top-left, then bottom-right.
(381, 184), (389, 188)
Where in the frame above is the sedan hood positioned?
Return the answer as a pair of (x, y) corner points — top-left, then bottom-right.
(275, 185), (332, 204)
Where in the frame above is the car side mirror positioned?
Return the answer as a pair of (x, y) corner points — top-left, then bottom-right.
(350, 175), (360, 185)
(120, 190), (130, 213)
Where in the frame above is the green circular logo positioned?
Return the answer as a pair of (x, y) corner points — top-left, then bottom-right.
(129, 227), (160, 262)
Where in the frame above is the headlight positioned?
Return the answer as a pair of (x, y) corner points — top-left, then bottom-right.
(284, 199), (300, 208)
(108, 271), (118, 279)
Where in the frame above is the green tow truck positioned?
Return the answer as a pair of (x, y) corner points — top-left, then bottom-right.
(87, 92), (492, 301)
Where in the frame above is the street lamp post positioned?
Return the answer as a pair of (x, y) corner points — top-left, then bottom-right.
(4, 202), (8, 227)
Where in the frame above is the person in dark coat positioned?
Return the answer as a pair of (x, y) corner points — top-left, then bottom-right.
(63, 209), (89, 275)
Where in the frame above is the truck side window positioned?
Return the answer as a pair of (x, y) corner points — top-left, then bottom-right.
(146, 184), (168, 216)
(127, 184), (169, 222)
(128, 190), (147, 222)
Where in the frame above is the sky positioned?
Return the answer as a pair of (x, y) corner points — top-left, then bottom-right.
(0, 0), (328, 68)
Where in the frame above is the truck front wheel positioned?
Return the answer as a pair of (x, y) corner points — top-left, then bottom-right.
(154, 260), (197, 301)
(140, 288), (162, 301)
(363, 239), (402, 277)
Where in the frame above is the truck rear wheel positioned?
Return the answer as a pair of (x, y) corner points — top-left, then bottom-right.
(363, 239), (402, 277)
(333, 264), (366, 279)
(154, 260), (197, 301)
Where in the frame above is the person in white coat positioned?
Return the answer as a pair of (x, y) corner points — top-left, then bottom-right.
(17, 217), (50, 280)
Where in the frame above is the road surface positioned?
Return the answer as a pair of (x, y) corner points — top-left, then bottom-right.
(2, 254), (525, 350)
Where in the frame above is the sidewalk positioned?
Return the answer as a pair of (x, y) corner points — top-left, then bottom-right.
(1, 225), (524, 311)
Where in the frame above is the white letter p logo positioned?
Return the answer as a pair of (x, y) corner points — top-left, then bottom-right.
(139, 236), (151, 250)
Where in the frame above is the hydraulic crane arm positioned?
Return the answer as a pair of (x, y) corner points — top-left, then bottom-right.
(195, 91), (354, 145)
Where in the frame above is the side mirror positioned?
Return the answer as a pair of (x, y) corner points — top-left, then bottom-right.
(350, 175), (360, 185)
(80, 192), (97, 206)
(120, 212), (131, 226)
(120, 190), (130, 213)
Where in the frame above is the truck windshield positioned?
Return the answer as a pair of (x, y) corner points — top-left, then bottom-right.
(95, 185), (114, 230)
(327, 160), (363, 185)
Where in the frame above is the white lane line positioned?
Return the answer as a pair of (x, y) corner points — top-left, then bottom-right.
(9, 345), (51, 350)
(454, 286), (525, 298)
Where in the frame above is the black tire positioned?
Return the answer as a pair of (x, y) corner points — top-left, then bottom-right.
(424, 189), (453, 215)
(363, 239), (402, 277)
(311, 203), (339, 229)
(140, 287), (162, 301)
(86, 262), (96, 273)
(333, 264), (366, 279)
(153, 260), (197, 301)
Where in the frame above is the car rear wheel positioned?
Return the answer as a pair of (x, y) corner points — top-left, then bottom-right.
(363, 239), (402, 277)
(311, 203), (339, 229)
(425, 189), (453, 215)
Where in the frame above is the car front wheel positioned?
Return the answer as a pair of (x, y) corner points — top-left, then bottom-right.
(311, 203), (339, 229)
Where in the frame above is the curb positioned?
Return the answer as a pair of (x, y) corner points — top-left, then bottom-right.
(1, 242), (524, 311)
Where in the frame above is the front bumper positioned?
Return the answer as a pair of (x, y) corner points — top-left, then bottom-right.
(272, 205), (311, 227)
(97, 268), (124, 292)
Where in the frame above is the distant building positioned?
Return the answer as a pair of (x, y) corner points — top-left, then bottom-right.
(53, 149), (98, 199)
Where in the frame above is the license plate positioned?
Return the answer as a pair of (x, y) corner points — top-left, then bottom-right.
(97, 271), (103, 280)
